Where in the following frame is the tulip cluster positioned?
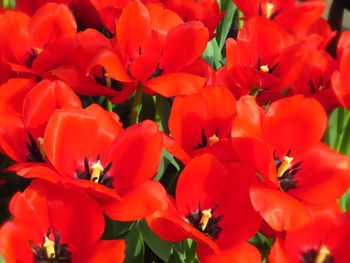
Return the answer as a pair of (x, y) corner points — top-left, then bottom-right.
(0, 0), (350, 262)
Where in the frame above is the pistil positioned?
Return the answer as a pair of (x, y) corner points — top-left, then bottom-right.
(90, 160), (104, 183)
(199, 209), (212, 231)
(43, 236), (55, 259)
(277, 156), (293, 178)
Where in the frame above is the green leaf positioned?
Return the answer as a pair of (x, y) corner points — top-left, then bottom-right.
(101, 216), (135, 240)
(0, 254), (5, 263)
(124, 223), (144, 263)
(339, 188), (350, 212)
(168, 247), (186, 263)
(202, 39), (224, 70)
(216, 0), (236, 51)
(248, 232), (273, 258)
(138, 219), (179, 262)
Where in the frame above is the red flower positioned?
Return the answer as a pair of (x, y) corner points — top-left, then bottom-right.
(0, 179), (126, 263)
(82, 0), (209, 101)
(165, 85), (238, 164)
(216, 16), (305, 103)
(232, 0), (325, 37)
(269, 212), (350, 263)
(231, 95), (350, 231)
(0, 80), (81, 164)
(147, 154), (261, 262)
(0, 3), (77, 77)
(19, 104), (168, 221)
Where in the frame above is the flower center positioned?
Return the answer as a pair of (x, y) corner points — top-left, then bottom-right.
(94, 68), (122, 91)
(76, 155), (114, 189)
(301, 246), (333, 263)
(194, 129), (220, 150)
(260, 65), (269, 72)
(33, 230), (71, 263)
(26, 132), (45, 162)
(186, 203), (223, 240)
(274, 150), (302, 191)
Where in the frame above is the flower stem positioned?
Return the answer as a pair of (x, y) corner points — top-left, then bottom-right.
(130, 85), (143, 125)
(106, 98), (113, 112)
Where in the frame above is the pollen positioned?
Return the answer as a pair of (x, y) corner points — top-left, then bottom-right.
(37, 137), (46, 161)
(104, 73), (112, 89)
(43, 236), (55, 259)
(315, 245), (330, 263)
(277, 156), (293, 178)
(199, 209), (212, 231)
(90, 160), (104, 183)
(265, 3), (275, 18)
(260, 65), (269, 72)
(208, 134), (220, 146)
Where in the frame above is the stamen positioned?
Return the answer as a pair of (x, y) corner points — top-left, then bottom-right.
(199, 209), (212, 231)
(104, 73), (112, 89)
(260, 65), (269, 72)
(208, 134), (220, 146)
(37, 137), (46, 161)
(277, 156), (293, 178)
(90, 160), (104, 183)
(43, 236), (55, 259)
(265, 3), (275, 18)
(315, 246), (330, 263)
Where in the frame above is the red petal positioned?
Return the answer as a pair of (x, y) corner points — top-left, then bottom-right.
(144, 72), (206, 97)
(23, 80), (81, 138)
(197, 242), (261, 263)
(250, 185), (311, 232)
(159, 21), (209, 73)
(29, 3), (77, 49)
(73, 240), (126, 263)
(263, 95), (327, 157)
(116, 0), (150, 63)
(100, 180), (168, 221)
(107, 120), (162, 191)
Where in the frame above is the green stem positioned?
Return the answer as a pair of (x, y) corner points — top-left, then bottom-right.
(130, 85), (143, 125)
(249, 88), (259, 98)
(154, 94), (162, 125)
(106, 98), (113, 112)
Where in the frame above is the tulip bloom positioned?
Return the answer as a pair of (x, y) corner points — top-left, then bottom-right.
(164, 85), (238, 164)
(83, 0), (209, 101)
(0, 179), (126, 263)
(18, 104), (167, 221)
(269, 212), (350, 263)
(147, 154), (262, 262)
(231, 95), (350, 231)
(0, 80), (81, 164)
(0, 3), (77, 77)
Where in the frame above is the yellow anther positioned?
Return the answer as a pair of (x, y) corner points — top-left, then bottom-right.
(260, 65), (269, 72)
(43, 236), (55, 259)
(208, 134), (220, 146)
(37, 137), (46, 161)
(90, 160), (104, 183)
(36, 48), (43, 55)
(199, 209), (212, 231)
(315, 245), (330, 263)
(104, 73), (112, 89)
(277, 156), (293, 177)
(265, 3), (275, 18)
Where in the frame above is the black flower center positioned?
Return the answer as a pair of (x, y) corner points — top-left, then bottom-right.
(301, 248), (333, 263)
(274, 150), (302, 191)
(186, 202), (223, 240)
(26, 132), (45, 163)
(194, 128), (221, 150)
(33, 229), (71, 263)
(76, 155), (114, 189)
(94, 68), (122, 91)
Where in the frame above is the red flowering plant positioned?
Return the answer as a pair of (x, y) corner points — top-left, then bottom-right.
(1, 0), (350, 262)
